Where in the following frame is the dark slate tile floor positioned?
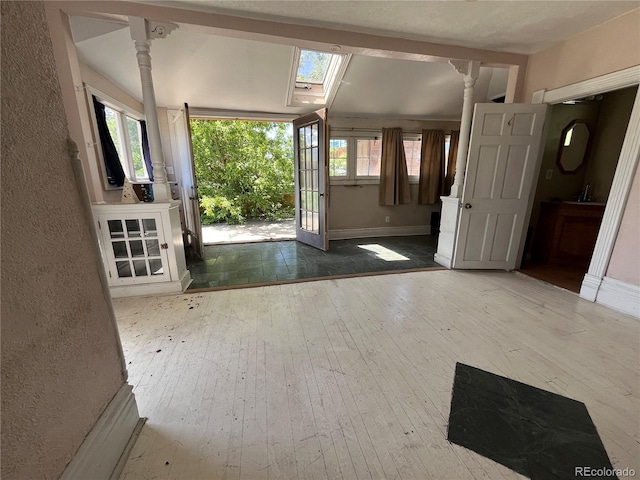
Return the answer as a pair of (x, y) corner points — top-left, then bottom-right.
(187, 235), (440, 290)
(448, 363), (618, 480)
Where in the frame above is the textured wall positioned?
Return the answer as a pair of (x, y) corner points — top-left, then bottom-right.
(584, 86), (638, 203)
(606, 167), (640, 286)
(327, 116), (459, 230)
(1, 2), (126, 478)
(79, 62), (179, 203)
(521, 8), (640, 102)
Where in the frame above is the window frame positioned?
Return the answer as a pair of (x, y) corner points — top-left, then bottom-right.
(328, 131), (378, 185)
(402, 134), (423, 182)
(286, 48), (351, 108)
(328, 130), (452, 186)
(86, 85), (149, 190)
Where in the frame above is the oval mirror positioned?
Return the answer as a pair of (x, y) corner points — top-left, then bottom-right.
(557, 120), (590, 174)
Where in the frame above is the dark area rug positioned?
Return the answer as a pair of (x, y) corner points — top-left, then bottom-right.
(447, 363), (618, 480)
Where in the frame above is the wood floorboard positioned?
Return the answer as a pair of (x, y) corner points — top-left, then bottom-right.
(115, 270), (639, 480)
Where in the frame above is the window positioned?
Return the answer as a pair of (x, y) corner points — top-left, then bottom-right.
(329, 139), (348, 177)
(297, 50), (332, 84)
(329, 131), (453, 184)
(287, 48), (351, 107)
(403, 137), (422, 177)
(89, 88), (150, 189)
(329, 131), (420, 184)
(356, 138), (382, 177)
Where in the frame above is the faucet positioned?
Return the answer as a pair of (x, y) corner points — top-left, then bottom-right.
(580, 183), (591, 202)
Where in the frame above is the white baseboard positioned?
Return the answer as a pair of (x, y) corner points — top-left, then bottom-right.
(328, 225), (430, 240)
(61, 383), (141, 480)
(580, 273), (603, 302)
(596, 276), (640, 318)
(110, 277), (189, 298)
(434, 253), (452, 269)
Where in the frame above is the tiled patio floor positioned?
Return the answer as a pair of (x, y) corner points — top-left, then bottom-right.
(202, 218), (295, 244)
(187, 235), (441, 290)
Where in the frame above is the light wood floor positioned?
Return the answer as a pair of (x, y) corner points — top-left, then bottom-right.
(115, 270), (639, 480)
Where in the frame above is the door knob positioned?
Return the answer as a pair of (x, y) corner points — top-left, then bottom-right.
(464, 203), (472, 209)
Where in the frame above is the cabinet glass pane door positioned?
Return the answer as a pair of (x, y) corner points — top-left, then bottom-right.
(104, 215), (169, 283)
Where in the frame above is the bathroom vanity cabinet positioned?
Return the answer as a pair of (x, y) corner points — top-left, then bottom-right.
(533, 201), (605, 267)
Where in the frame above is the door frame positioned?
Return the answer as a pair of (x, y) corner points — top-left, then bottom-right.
(166, 107), (204, 258)
(531, 65), (640, 301)
(293, 108), (329, 251)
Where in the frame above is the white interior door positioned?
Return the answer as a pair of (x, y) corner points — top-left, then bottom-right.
(168, 104), (204, 259)
(293, 108), (329, 251)
(453, 103), (548, 270)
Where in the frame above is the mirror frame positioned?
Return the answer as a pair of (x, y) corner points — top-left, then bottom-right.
(557, 120), (590, 175)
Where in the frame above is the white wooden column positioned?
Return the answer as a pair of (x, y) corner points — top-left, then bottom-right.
(434, 60), (479, 268)
(129, 17), (177, 202)
(448, 60), (479, 198)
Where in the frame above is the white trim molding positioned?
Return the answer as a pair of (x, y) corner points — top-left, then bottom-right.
(109, 270), (192, 298)
(541, 66), (640, 105)
(538, 66), (640, 304)
(61, 383), (143, 480)
(596, 277), (640, 318)
(328, 225), (430, 240)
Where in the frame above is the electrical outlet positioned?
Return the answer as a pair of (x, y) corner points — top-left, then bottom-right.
(166, 166), (175, 175)
(545, 169), (553, 180)
(385, 216), (390, 223)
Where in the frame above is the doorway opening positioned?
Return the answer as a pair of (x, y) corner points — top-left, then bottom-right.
(189, 118), (296, 244)
(520, 85), (638, 292)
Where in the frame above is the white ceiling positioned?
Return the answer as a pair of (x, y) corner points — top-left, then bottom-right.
(72, 17), (507, 119)
(70, 1), (639, 119)
(142, 0), (640, 55)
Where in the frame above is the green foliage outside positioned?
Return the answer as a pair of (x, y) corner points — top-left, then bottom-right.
(104, 108), (147, 179)
(190, 119), (295, 225)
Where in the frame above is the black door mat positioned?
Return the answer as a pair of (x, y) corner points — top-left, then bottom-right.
(447, 363), (618, 480)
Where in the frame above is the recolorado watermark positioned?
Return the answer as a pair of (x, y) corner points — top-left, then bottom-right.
(575, 466), (636, 477)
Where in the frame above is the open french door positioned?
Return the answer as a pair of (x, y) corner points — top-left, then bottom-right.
(453, 103), (548, 270)
(169, 103), (204, 259)
(293, 109), (329, 251)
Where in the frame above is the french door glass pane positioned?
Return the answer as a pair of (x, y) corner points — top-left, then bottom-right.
(149, 258), (163, 275)
(133, 260), (148, 276)
(112, 241), (128, 258)
(116, 261), (132, 278)
(130, 240), (144, 257)
(126, 219), (141, 237)
(108, 220), (124, 238)
(146, 239), (160, 257)
(143, 218), (157, 236)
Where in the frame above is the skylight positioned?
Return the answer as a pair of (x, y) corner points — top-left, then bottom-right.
(287, 47), (351, 107)
(296, 50), (332, 84)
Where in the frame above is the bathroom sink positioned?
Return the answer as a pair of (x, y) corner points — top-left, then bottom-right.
(562, 201), (606, 206)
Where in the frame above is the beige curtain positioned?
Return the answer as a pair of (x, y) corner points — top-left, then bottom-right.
(443, 131), (460, 196)
(418, 130), (445, 204)
(379, 128), (411, 205)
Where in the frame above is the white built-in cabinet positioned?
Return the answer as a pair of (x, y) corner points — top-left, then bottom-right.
(93, 202), (191, 297)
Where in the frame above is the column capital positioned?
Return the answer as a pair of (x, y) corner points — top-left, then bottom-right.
(449, 60), (480, 80)
(129, 17), (178, 42)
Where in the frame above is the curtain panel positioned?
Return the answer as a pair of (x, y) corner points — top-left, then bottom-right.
(379, 127), (411, 206)
(443, 130), (460, 196)
(418, 130), (445, 204)
(92, 96), (125, 187)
